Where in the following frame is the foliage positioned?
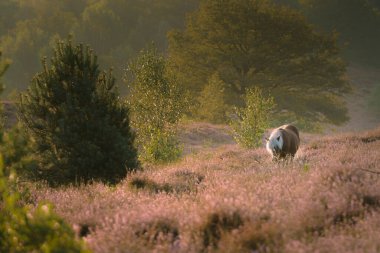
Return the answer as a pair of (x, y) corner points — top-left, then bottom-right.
(126, 46), (187, 163)
(143, 129), (182, 164)
(230, 87), (275, 148)
(0, 0), (199, 95)
(0, 123), (38, 179)
(168, 0), (350, 126)
(270, 111), (323, 133)
(196, 72), (229, 124)
(0, 51), (10, 94)
(0, 157), (90, 253)
(18, 38), (139, 185)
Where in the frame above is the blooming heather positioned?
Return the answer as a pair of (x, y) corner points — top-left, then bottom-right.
(24, 124), (380, 253)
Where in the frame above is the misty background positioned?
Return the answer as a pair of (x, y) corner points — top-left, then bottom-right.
(0, 0), (379, 131)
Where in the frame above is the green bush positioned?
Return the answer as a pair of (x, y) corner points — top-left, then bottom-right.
(230, 87), (275, 148)
(196, 72), (229, 124)
(18, 38), (139, 185)
(0, 157), (90, 253)
(126, 46), (187, 163)
(143, 129), (182, 164)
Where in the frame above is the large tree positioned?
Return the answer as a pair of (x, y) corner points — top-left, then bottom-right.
(168, 0), (350, 126)
(19, 38), (139, 185)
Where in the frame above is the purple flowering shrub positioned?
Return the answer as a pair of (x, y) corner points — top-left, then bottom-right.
(25, 126), (380, 252)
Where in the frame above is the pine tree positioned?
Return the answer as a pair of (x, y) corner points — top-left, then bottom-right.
(19, 38), (139, 185)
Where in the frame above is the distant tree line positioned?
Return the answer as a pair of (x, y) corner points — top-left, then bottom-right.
(0, 0), (199, 94)
(1, 0), (379, 96)
(1, 0), (379, 132)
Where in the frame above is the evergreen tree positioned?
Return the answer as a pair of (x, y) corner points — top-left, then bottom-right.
(19, 38), (139, 185)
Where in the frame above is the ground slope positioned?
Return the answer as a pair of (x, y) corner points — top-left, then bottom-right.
(329, 64), (380, 132)
(26, 125), (380, 253)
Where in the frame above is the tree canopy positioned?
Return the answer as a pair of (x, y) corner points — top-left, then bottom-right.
(168, 0), (350, 125)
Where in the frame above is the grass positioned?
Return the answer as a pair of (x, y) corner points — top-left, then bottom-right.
(21, 123), (380, 253)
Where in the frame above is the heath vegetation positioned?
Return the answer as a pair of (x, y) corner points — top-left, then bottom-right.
(0, 0), (380, 252)
(17, 125), (380, 253)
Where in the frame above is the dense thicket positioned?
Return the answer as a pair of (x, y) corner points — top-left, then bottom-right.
(168, 0), (350, 126)
(19, 38), (139, 185)
(0, 0), (199, 95)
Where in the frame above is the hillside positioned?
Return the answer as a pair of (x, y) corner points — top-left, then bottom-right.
(327, 64), (380, 132)
(25, 125), (380, 253)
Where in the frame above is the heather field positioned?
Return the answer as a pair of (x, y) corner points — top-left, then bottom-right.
(22, 123), (380, 253)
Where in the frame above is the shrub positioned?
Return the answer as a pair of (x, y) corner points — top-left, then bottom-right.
(196, 72), (229, 124)
(230, 87), (275, 148)
(0, 157), (90, 253)
(201, 211), (244, 249)
(18, 38), (139, 185)
(143, 129), (182, 163)
(126, 46), (187, 163)
(134, 219), (179, 244)
(238, 221), (280, 252)
(129, 176), (174, 194)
